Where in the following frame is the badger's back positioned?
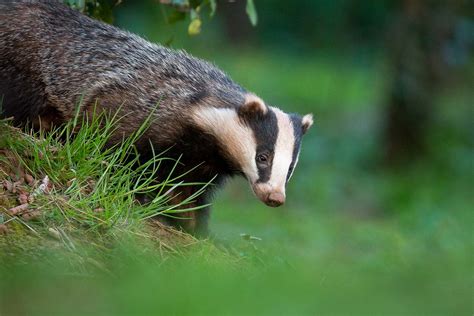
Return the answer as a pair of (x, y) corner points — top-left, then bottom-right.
(0, 1), (245, 130)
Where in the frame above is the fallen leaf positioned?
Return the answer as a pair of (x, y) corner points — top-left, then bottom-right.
(18, 193), (29, 204)
(24, 174), (35, 186)
(8, 203), (29, 216)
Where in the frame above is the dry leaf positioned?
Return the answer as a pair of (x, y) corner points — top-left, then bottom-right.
(8, 203), (29, 215)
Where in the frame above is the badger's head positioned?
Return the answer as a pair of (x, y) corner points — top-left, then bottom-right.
(192, 94), (313, 207)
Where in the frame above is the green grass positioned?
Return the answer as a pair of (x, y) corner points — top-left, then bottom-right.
(0, 111), (219, 261)
(0, 52), (472, 315)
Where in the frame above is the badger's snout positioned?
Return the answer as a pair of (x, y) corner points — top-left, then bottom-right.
(252, 183), (286, 207)
(265, 192), (285, 207)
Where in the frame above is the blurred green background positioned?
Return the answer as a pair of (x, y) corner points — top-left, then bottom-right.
(1, 0), (473, 315)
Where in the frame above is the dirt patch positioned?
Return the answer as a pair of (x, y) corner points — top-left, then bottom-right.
(0, 149), (50, 232)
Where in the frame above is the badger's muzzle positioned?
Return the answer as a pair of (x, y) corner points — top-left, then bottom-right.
(252, 183), (286, 207)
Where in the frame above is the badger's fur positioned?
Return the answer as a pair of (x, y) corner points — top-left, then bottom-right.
(0, 1), (313, 236)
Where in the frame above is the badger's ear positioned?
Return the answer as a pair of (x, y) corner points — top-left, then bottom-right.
(302, 114), (314, 134)
(239, 94), (267, 117)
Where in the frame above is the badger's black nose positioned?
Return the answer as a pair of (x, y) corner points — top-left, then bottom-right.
(265, 192), (285, 207)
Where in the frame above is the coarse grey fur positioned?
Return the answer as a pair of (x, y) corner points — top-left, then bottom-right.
(0, 1), (312, 236)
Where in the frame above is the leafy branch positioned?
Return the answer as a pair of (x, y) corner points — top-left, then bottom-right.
(64, 0), (258, 35)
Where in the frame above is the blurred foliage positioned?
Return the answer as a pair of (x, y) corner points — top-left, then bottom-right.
(64, 0), (258, 35)
(64, 0), (119, 23)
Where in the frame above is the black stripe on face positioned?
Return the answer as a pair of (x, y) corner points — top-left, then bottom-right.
(287, 114), (304, 182)
(240, 108), (278, 183)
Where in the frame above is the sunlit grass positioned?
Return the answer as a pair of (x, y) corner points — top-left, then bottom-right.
(0, 110), (216, 260)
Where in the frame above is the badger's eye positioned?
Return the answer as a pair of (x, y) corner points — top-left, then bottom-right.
(256, 153), (268, 164)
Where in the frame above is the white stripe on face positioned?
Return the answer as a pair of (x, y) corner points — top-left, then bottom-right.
(191, 107), (259, 182)
(268, 108), (296, 194)
(288, 150), (300, 181)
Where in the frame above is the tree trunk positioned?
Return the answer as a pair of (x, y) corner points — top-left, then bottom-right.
(382, 0), (458, 165)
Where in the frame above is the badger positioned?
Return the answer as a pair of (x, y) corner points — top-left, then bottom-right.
(0, 1), (313, 235)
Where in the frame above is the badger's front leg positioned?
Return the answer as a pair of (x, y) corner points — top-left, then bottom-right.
(173, 207), (210, 237)
(166, 186), (211, 237)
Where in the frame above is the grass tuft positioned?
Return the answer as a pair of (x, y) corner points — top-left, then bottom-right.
(0, 109), (213, 259)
